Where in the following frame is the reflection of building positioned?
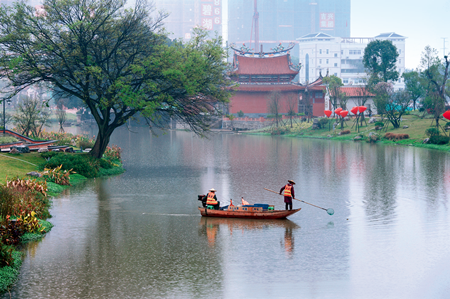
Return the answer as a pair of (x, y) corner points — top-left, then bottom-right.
(153, 0), (222, 41)
(297, 32), (406, 88)
(228, 43), (326, 117)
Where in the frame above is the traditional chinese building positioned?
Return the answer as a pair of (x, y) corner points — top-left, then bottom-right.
(228, 43), (325, 117)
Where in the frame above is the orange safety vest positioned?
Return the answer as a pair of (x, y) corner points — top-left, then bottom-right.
(206, 192), (217, 205)
(284, 184), (292, 197)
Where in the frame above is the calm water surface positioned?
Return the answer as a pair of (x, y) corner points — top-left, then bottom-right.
(4, 128), (450, 298)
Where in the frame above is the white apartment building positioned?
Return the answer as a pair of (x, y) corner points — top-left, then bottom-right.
(297, 32), (406, 88)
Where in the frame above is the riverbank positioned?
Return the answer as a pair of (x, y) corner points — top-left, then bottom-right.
(243, 112), (450, 153)
(0, 151), (124, 293)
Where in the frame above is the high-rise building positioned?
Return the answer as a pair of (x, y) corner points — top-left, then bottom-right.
(227, 0), (350, 53)
(153, 0), (223, 41)
(153, 0), (350, 53)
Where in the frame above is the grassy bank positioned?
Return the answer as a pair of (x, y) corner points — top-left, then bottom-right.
(245, 112), (450, 152)
(0, 149), (124, 293)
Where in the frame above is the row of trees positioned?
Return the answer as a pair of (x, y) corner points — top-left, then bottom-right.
(0, 0), (233, 158)
(1, 94), (68, 137)
(322, 39), (450, 130)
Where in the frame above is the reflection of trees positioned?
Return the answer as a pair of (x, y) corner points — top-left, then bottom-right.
(419, 150), (449, 209)
(75, 178), (224, 298)
(363, 146), (398, 223)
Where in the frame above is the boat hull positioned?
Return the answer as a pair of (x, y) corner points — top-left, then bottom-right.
(198, 207), (300, 219)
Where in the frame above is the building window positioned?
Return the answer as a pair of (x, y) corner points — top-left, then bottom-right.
(319, 59), (322, 64)
(334, 63), (337, 67)
(349, 50), (362, 55)
(341, 50), (343, 55)
(326, 59), (329, 64)
(334, 53), (337, 57)
(399, 59), (402, 64)
(399, 49), (402, 54)
(334, 73), (337, 76)
(319, 49), (322, 54)
(326, 49), (329, 54)
(343, 79), (348, 84)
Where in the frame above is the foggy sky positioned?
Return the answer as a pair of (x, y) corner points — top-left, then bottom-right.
(352, 0), (450, 69)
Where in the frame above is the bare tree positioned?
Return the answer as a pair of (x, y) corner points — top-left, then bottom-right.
(268, 91), (282, 127)
(12, 94), (50, 137)
(56, 99), (67, 133)
(420, 46), (450, 129)
(355, 84), (371, 125)
(286, 94), (297, 128)
(373, 82), (410, 129)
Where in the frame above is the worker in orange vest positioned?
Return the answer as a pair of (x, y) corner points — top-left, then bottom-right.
(203, 188), (220, 210)
(279, 180), (295, 210)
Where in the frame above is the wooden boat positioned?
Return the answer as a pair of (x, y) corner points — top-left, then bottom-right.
(198, 206), (301, 219)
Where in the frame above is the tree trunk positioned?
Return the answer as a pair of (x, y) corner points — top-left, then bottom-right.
(90, 127), (114, 159)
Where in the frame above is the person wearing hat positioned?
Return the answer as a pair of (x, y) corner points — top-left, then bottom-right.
(203, 188), (220, 210)
(279, 180), (295, 211)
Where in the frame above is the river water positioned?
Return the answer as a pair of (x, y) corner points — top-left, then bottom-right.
(3, 128), (450, 298)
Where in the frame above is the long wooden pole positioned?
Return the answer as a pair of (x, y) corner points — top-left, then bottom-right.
(264, 188), (334, 215)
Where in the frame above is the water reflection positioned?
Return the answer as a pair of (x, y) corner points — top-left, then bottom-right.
(4, 128), (450, 298)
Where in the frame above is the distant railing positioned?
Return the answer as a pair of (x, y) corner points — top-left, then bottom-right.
(223, 115), (305, 122)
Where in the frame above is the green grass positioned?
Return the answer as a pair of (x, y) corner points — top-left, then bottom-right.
(0, 153), (46, 184)
(246, 113), (450, 152)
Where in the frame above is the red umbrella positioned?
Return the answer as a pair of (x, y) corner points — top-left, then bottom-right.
(443, 110), (450, 120)
(340, 110), (349, 118)
(351, 107), (358, 115)
(324, 110), (332, 117)
(358, 106), (367, 113)
(335, 108), (342, 116)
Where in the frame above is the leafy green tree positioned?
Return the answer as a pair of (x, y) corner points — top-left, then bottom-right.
(420, 46), (450, 128)
(363, 40), (399, 87)
(402, 70), (425, 110)
(0, 0), (232, 158)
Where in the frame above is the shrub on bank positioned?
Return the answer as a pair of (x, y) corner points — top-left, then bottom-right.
(103, 145), (122, 162)
(318, 118), (329, 129)
(4, 178), (50, 219)
(0, 178), (52, 270)
(42, 165), (73, 185)
(428, 135), (450, 145)
(425, 127), (440, 137)
(39, 153), (99, 178)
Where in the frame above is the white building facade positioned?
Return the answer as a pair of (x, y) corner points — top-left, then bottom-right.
(297, 32), (406, 89)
